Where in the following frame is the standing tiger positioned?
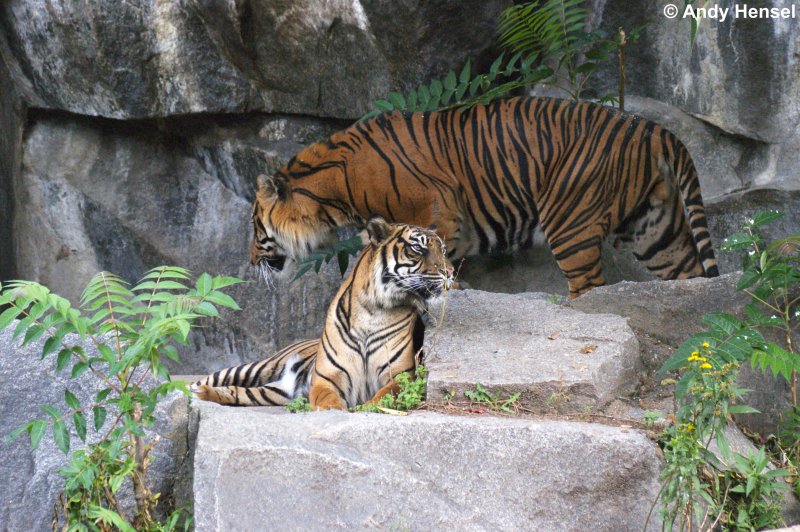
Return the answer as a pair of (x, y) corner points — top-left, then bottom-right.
(192, 219), (453, 409)
(251, 96), (718, 298)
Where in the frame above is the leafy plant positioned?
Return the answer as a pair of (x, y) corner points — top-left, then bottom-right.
(719, 210), (800, 407)
(464, 382), (521, 414)
(361, 53), (554, 121)
(362, 0), (642, 121)
(720, 209), (800, 514)
(683, 0), (712, 47)
(653, 340), (789, 530)
(651, 211), (800, 530)
(2, 267), (242, 530)
(715, 447), (789, 530)
(285, 396), (312, 413)
(498, 0), (643, 103)
(292, 235), (365, 282)
(355, 365), (428, 414)
(643, 410), (662, 429)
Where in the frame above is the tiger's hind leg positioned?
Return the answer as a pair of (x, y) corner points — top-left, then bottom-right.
(629, 190), (705, 280)
(544, 223), (607, 299)
(191, 340), (318, 407)
(363, 378), (402, 407)
(192, 383), (298, 406)
(191, 355), (311, 406)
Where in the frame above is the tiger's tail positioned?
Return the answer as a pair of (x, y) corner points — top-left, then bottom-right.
(664, 134), (719, 278)
(190, 340), (317, 406)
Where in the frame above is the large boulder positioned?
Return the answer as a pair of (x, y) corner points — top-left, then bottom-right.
(192, 402), (665, 530)
(0, 326), (190, 531)
(0, 0), (509, 120)
(593, 0), (800, 144)
(424, 290), (641, 413)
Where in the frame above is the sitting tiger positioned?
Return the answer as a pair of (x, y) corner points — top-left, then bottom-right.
(249, 96), (718, 298)
(192, 218), (453, 410)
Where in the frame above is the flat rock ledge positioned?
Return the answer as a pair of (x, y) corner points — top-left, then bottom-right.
(424, 290), (641, 413)
(192, 401), (663, 531)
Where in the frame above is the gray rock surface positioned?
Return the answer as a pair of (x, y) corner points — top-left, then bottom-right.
(569, 273), (748, 351)
(424, 290), (641, 413)
(593, 0), (800, 143)
(0, 325), (190, 531)
(192, 401), (664, 531)
(0, 0), (509, 120)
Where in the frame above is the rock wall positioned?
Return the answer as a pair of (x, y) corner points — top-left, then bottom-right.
(0, 0), (508, 119)
(589, 0), (800, 193)
(1, 0), (799, 373)
(0, 48), (22, 282)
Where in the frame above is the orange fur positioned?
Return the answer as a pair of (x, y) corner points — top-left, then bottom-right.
(250, 96), (718, 298)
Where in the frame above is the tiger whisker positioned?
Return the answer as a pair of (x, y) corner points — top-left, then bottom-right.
(257, 261), (277, 290)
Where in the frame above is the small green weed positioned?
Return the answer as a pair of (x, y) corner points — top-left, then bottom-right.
(285, 397), (312, 413)
(464, 383), (521, 414)
(355, 366), (428, 414)
(642, 410), (662, 429)
(545, 387), (571, 413)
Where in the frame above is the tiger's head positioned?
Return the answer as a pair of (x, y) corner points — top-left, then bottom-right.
(359, 216), (454, 309)
(250, 173), (353, 283)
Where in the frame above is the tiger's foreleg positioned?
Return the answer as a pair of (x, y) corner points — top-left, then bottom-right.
(308, 380), (348, 410)
(363, 378), (402, 406)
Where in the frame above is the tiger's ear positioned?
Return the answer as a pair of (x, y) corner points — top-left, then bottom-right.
(256, 174), (290, 201)
(361, 215), (392, 246)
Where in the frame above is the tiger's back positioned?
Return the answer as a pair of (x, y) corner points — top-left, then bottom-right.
(264, 96), (717, 298)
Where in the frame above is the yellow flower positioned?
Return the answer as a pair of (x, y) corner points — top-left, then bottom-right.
(700, 363), (712, 369)
(687, 355), (699, 361)
(691, 350), (700, 356)
(702, 342), (710, 348)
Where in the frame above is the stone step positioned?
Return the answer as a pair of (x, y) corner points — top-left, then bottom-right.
(423, 290), (641, 413)
(192, 401), (663, 530)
